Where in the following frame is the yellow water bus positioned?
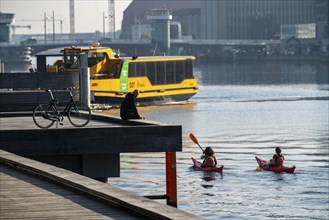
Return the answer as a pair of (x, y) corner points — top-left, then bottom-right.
(44, 44), (198, 105)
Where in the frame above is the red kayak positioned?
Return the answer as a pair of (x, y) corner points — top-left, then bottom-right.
(191, 157), (223, 173)
(255, 156), (296, 173)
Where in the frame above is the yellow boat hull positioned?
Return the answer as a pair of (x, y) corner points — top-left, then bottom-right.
(90, 77), (198, 104)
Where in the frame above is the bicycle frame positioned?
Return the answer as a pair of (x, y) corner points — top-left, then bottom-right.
(47, 89), (75, 116)
(33, 87), (91, 129)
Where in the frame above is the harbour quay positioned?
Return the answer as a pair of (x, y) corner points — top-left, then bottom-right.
(0, 149), (202, 219)
(0, 112), (201, 218)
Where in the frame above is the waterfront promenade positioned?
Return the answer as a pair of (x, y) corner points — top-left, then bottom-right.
(0, 111), (182, 180)
(0, 111), (203, 219)
(0, 150), (202, 219)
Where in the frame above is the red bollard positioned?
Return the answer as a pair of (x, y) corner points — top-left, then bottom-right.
(165, 152), (177, 207)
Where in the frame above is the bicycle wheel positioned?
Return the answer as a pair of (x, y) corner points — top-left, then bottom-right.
(33, 104), (56, 129)
(68, 101), (91, 127)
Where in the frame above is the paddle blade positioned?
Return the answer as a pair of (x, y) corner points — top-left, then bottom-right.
(189, 133), (199, 145)
(256, 166), (262, 172)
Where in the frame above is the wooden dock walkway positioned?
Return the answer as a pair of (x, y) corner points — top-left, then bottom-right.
(0, 114), (119, 130)
(1, 165), (143, 220)
(0, 150), (203, 220)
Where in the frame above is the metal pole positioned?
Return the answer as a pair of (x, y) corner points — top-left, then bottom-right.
(165, 152), (177, 207)
(103, 11), (105, 38)
(138, 18), (140, 41)
(0, 58), (3, 73)
(44, 12), (47, 44)
(52, 11), (55, 41)
(79, 53), (90, 107)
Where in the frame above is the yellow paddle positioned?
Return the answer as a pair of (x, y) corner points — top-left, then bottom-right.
(189, 133), (204, 153)
(256, 166), (262, 171)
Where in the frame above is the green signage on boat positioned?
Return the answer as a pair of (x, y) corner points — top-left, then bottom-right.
(120, 61), (129, 92)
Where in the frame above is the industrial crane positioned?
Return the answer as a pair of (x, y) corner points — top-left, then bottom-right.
(13, 0), (115, 41)
(16, 17), (64, 35)
(10, 25), (31, 35)
(68, 0), (115, 39)
(108, 0), (115, 40)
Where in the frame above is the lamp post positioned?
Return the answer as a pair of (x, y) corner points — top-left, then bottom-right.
(103, 11), (107, 39)
(44, 12), (47, 44)
(51, 11), (55, 42)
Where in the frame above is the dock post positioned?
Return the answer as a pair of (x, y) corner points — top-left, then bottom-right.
(79, 53), (90, 107)
(0, 58), (4, 73)
(165, 152), (177, 207)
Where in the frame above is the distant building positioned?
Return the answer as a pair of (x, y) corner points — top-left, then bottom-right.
(0, 13), (15, 43)
(201, 0), (328, 40)
(171, 8), (200, 39)
(120, 0), (201, 40)
(281, 23), (316, 40)
(147, 8), (172, 54)
(121, 0), (327, 43)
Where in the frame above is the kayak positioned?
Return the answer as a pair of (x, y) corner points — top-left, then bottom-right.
(191, 157), (223, 173)
(255, 156), (296, 173)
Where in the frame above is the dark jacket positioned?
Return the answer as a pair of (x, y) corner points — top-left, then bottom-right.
(120, 93), (141, 120)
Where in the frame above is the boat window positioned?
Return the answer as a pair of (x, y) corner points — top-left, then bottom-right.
(156, 62), (166, 85)
(136, 63), (146, 77)
(118, 61), (125, 78)
(185, 59), (193, 79)
(112, 63), (121, 78)
(129, 62), (147, 78)
(126, 59), (193, 85)
(64, 55), (79, 69)
(129, 63), (136, 77)
(175, 61), (185, 83)
(87, 52), (105, 67)
(166, 61), (175, 84)
(146, 62), (156, 84)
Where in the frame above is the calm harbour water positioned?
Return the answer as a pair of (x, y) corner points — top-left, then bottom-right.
(102, 60), (329, 219)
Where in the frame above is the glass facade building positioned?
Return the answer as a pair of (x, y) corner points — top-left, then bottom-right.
(201, 0), (327, 40)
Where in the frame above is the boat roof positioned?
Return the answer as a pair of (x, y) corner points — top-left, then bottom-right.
(122, 56), (196, 61)
(35, 47), (64, 56)
(35, 47), (195, 60)
(35, 46), (112, 56)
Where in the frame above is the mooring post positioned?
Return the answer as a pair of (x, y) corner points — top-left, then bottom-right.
(79, 53), (90, 107)
(0, 58), (4, 73)
(165, 151), (177, 207)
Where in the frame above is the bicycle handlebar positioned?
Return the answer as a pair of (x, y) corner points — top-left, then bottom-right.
(45, 87), (74, 92)
(45, 87), (74, 101)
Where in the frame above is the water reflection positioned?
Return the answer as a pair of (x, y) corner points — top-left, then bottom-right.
(201, 172), (221, 184)
(195, 60), (329, 86)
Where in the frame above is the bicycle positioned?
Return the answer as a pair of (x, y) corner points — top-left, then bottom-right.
(32, 87), (91, 129)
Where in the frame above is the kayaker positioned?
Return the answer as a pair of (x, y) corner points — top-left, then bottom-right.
(201, 147), (218, 167)
(120, 89), (144, 120)
(267, 147), (285, 167)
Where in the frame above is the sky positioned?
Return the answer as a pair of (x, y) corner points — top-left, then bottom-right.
(0, 0), (132, 35)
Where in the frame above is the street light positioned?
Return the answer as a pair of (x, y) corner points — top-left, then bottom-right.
(103, 11), (107, 39)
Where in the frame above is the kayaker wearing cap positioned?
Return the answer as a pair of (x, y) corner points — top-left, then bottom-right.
(267, 147), (285, 167)
(201, 147), (218, 167)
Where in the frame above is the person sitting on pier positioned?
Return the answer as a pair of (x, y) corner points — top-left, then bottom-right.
(120, 89), (144, 120)
(201, 147), (217, 167)
(267, 147), (285, 167)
